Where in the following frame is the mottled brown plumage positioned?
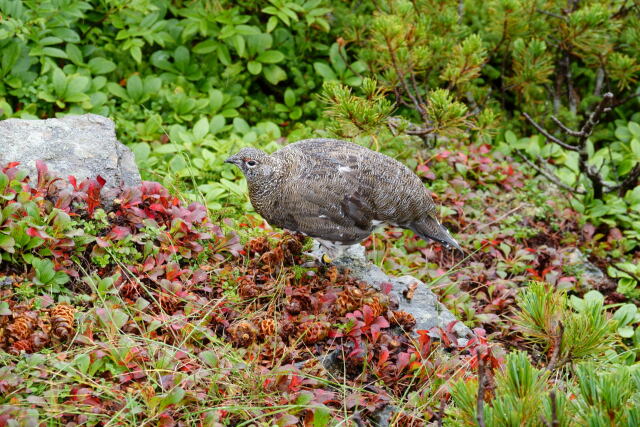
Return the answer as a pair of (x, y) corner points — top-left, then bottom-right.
(225, 138), (461, 257)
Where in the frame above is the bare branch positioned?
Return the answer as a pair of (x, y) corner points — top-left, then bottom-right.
(523, 113), (579, 151)
(546, 391), (560, 427)
(536, 9), (567, 20)
(515, 150), (586, 195)
(545, 321), (564, 373)
(578, 92), (613, 145)
(551, 116), (583, 137)
(609, 262), (640, 284)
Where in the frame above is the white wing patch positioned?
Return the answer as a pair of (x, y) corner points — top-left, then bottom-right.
(338, 166), (352, 173)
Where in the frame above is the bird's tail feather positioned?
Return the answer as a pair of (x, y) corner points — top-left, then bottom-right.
(410, 216), (463, 253)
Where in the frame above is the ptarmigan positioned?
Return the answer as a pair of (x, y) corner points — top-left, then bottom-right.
(226, 138), (461, 260)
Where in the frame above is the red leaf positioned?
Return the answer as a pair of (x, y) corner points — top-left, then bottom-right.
(379, 282), (393, 295)
(96, 175), (106, 186)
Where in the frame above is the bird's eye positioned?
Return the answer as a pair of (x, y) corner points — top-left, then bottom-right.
(246, 160), (257, 167)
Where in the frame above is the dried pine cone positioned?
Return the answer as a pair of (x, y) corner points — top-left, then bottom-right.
(258, 338), (289, 364)
(157, 292), (180, 314)
(10, 338), (34, 355)
(325, 266), (339, 283)
(298, 321), (330, 344)
(260, 247), (284, 270)
(238, 279), (261, 300)
(334, 287), (363, 316)
(7, 311), (38, 342)
(364, 297), (386, 318)
(280, 234), (304, 261)
(390, 310), (416, 330)
(229, 320), (258, 347)
(50, 304), (76, 340)
(259, 318), (276, 337)
(246, 236), (270, 255)
(278, 320), (297, 340)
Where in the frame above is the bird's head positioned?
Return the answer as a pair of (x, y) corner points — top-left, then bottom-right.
(225, 147), (273, 182)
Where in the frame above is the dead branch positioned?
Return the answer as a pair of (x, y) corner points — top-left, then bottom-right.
(545, 321), (564, 372)
(523, 113), (579, 151)
(515, 150), (586, 195)
(551, 116), (582, 137)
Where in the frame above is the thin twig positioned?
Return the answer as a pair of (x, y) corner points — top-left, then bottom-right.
(545, 321), (564, 372)
(609, 263), (640, 284)
(550, 391), (559, 427)
(605, 163), (640, 195)
(515, 150), (586, 195)
(523, 113), (578, 150)
(536, 9), (567, 20)
(550, 116), (583, 136)
(578, 92), (613, 144)
(476, 347), (487, 427)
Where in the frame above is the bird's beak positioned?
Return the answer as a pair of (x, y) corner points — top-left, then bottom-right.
(225, 156), (239, 165)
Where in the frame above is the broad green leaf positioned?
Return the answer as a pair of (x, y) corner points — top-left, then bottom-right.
(247, 60), (262, 75)
(42, 47), (68, 58)
(193, 39), (219, 54)
(284, 88), (296, 107)
(88, 57), (116, 74)
(74, 354), (90, 374)
(256, 50), (285, 64)
(313, 62), (336, 80)
(127, 75), (144, 102)
(65, 44), (83, 65)
(193, 117), (209, 140)
(263, 65), (286, 85)
(629, 121), (640, 138)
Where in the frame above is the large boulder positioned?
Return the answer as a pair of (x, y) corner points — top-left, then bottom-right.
(310, 243), (473, 345)
(0, 114), (141, 201)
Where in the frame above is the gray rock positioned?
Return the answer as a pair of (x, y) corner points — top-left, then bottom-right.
(310, 243), (472, 346)
(0, 114), (140, 203)
(562, 248), (614, 290)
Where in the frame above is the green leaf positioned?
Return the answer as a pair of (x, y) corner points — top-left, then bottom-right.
(630, 138), (640, 160)
(615, 125), (631, 142)
(65, 44), (83, 65)
(0, 301), (11, 316)
(74, 354), (90, 374)
(618, 326), (635, 338)
(284, 88), (296, 107)
(164, 387), (185, 407)
(629, 121), (640, 139)
(313, 62), (336, 80)
(263, 65), (286, 85)
(199, 350), (218, 367)
(127, 75), (144, 102)
(256, 50), (285, 64)
(65, 75), (90, 97)
(130, 46), (142, 64)
(193, 39), (219, 54)
(313, 406), (331, 427)
(210, 115), (225, 134)
(52, 68), (67, 96)
(193, 117), (209, 139)
(505, 130), (517, 145)
(0, 234), (15, 252)
(42, 47), (68, 59)
(266, 16), (279, 32)
(88, 57), (116, 74)
(247, 60), (262, 75)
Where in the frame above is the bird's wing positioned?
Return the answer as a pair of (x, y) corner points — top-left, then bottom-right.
(271, 145), (377, 243)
